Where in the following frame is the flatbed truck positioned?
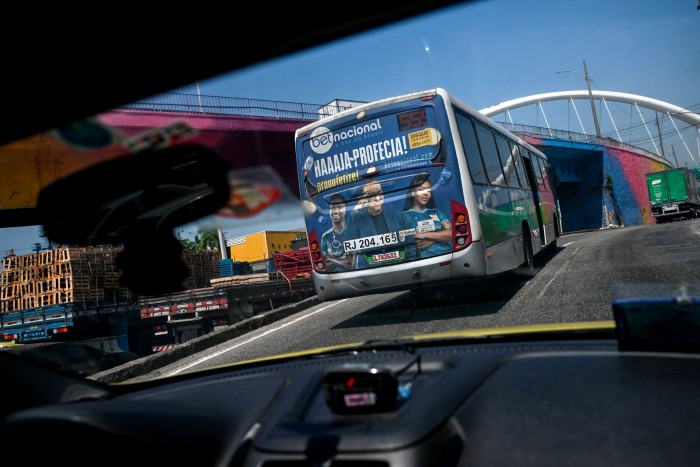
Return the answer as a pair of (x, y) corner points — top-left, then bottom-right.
(1, 247), (314, 356)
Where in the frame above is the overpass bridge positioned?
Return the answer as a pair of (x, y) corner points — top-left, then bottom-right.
(29, 91), (700, 233)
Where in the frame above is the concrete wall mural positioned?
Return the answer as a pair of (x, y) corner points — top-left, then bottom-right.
(481, 89), (693, 233)
(602, 147), (670, 227)
(522, 135), (672, 232)
(0, 109), (312, 216)
(2, 90), (685, 232)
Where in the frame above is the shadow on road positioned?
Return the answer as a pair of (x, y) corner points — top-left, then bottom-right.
(332, 245), (564, 329)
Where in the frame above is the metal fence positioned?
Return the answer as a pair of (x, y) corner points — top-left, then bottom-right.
(119, 92), (358, 121)
(497, 121), (667, 163)
(119, 92), (666, 162)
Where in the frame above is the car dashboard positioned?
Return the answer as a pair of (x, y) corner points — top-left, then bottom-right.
(3, 333), (700, 467)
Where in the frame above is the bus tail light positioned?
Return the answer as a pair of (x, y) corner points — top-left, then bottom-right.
(308, 230), (327, 272)
(451, 200), (472, 251)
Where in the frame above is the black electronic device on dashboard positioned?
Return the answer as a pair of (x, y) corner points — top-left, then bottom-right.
(613, 295), (700, 353)
(323, 363), (401, 414)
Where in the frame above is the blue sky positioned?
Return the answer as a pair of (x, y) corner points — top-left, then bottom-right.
(194, 0), (699, 121)
(1, 0), (699, 255)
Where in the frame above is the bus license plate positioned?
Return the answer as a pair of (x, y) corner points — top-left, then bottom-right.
(344, 232), (399, 252)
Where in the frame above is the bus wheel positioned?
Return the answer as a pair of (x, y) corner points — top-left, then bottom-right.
(519, 227), (535, 277)
(547, 219), (559, 253)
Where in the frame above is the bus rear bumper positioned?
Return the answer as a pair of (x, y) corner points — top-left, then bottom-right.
(313, 242), (487, 301)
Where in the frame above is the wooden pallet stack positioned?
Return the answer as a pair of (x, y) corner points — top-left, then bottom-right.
(1, 248), (222, 313)
(0, 247), (130, 313)
(181, 250), (221, 290)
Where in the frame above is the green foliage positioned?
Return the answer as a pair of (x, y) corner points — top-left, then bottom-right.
(180, 238), (199, 250)
(181, 228), (220, 252)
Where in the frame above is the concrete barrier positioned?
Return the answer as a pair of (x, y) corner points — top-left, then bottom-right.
(90, 295), (320, 384)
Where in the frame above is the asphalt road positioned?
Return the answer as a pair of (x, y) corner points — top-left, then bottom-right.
(96, 219), (700, 383)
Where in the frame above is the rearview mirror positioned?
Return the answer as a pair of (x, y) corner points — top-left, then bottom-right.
(37, 144), (231, 295)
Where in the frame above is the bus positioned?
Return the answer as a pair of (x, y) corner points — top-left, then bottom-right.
(294, 88), (561, 301)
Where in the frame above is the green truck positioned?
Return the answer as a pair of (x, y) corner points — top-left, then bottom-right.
(645, 168), (700, 223)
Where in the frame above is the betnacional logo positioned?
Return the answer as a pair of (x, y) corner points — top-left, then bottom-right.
(309, 119), (383, 155)
(310, 126), (334, 155)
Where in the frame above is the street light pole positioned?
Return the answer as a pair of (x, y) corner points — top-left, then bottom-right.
(555, 60), (602, 140)
(218, 228), (228, 260)
(196, 81), (204, 113)
(582, 60), (602, 139)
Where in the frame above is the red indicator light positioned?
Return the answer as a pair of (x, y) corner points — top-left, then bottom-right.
(346, 377), (356, 389)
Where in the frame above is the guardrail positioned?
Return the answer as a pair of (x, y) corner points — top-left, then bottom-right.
(119, 92), (358, 121)
(497, 121), (668, 163)
(119, 92), (667, 163)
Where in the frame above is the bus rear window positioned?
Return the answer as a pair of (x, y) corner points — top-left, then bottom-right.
(299, 105), (442, 198)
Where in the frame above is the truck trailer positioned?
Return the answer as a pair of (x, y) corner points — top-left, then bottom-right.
(645, 168), (700, 223)
(1, 247), (314, 356)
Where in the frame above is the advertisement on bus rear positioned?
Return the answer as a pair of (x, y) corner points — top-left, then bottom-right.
(296, 97), (463, 273)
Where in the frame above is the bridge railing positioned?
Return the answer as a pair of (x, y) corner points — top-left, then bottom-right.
(119, 92), (358, 121)
(120, 92), (668, 163)
(498, 121), (667, 163)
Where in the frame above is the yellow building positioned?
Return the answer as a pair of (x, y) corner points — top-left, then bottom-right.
(227, 230), (307, 264)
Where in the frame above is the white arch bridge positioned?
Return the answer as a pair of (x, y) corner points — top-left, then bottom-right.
(480, 90), (700, 168)
(478, 90), (700, 231)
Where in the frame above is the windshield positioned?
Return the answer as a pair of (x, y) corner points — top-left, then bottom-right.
(1, 0), (699, 382)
